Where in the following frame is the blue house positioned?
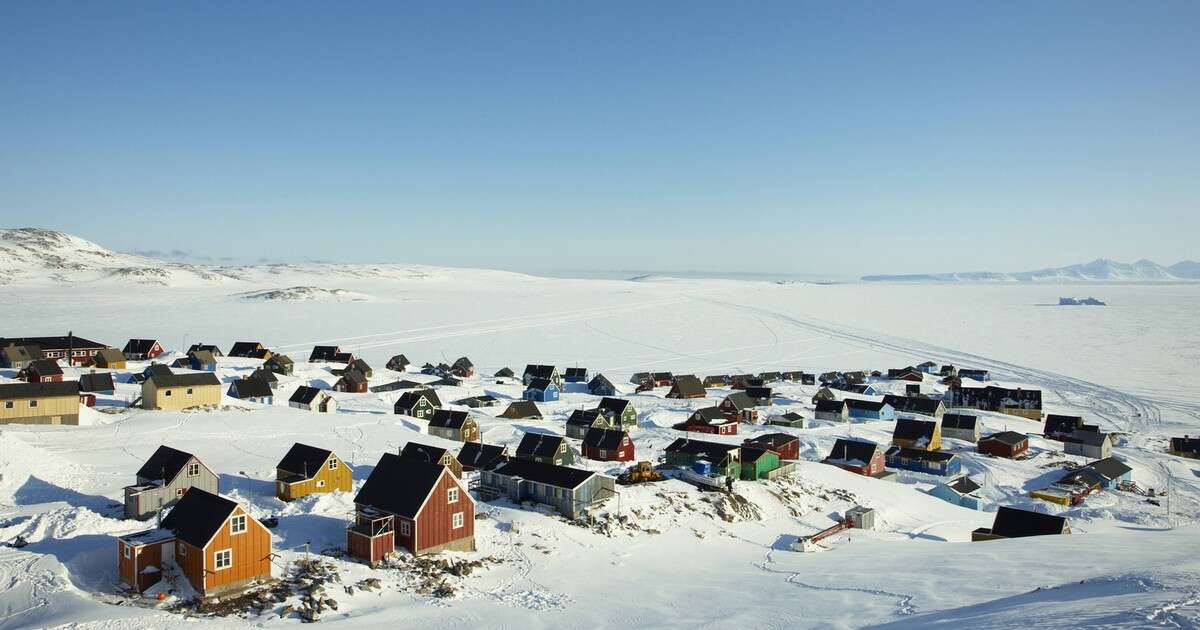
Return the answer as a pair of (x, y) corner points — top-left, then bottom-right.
(185, 350), (218, 371)
(564, 367), (589, 383)
(1085, 457), (1132, 489)
(227, 377), (274, 404)
(845, 399), (895, 421)
(929, 476), (983, 509)
(587, 373), (617, 397)
(523, 378), (560, 402)
(885, 446), (961, 476)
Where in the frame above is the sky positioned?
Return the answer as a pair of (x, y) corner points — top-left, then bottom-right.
(1, 1), (1197, 276)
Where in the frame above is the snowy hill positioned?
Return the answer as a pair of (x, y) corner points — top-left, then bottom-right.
(862, 258), (1200, 283)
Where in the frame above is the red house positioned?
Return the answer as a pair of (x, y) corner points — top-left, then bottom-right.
(348, 453), (475, 566)
(978, 431), (1029, 458)
(673, 407), (738, 435)
(822, 438), (885, 476)
(19, 359), (63, 383)
(334, 370), (369, 393)
(720, 392), (759, 423)
(742, 433), (800, 460)
(582, 427), (634, 462)
(123, 339), (165, 361)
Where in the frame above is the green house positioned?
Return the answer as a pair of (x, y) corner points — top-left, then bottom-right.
(739, 447), (780, 480)
(664, 438), (740, 478)
(596, 397), (638, 429)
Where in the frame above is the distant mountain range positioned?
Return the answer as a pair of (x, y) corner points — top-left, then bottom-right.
(862, 259), (1200, 283)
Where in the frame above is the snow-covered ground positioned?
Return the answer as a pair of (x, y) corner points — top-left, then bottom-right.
(2, 264), (1199, 629)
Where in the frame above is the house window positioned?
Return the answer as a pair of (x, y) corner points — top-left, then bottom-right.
(599, 450), (607, 459)
(230, 515), (247, 535)
(186, 388), (193, 396)
(399, 520), (412, 536)
(188, 463), (200, 477)
(448, 488), (459, 503)
(328, 459), (338, 470)
(164, 390), (172, 397)
(176, 488), (185, 497)
(178, 543), (187, 556)
(214, 549), (232, 570)
(4, 401), (11, 409)
(316, 480), (325, 488)
(123, 544), (131, 559)
(29, 400), (38, 408)
(452, 512), (464, 529)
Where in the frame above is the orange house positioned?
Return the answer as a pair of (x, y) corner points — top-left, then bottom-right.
(117, 489), (272, 598)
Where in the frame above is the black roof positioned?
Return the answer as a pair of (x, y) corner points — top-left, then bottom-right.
(1045, 414), (1084, 434)
(136, 445), (197, 482)
(338, 370), (369, 386)
(500, 400), (541, 419)
(885, 446), (956, 462)
(429, 409), (472, 429)
(79, 372), (115, 392)
(567, 408), (605, 427)
(743, 433), (799, 449)
(229, 342), (264, 356)
(740, 446), (776, 462)
(27, 359), (63, 376)
(893, 418), (938, 442)
(596, 397), (632, 416)
(489, 458), (596, 489)
(0, 335), (106, 349)
(250, 367), (278, 382)
(989, 506), (1068, 538)
(231, 377), (273, 398)
(1064, 430), (1110, 446)
(149, 372), (221, 388)
(187, 343), (222, 355)
(981, 431), (1028, 446)
(883, 395), (944, 415)
(689, 406), (728, 424)
(289, 385), (326, 404)
(1084, 457), (1132, 481)
(1171, 437), (1200, 453)
(494, 367), (515, 378)
(517, 432), (568, 458)
(664, 437), (739, 462)
(670, 376), (706, 398)
(394, 389), (440, 411)
(452, 357), (473, 369)
(123, 339), (160, 354)
(353, 453), (448, 518)
(723, 392), (755, 410)
(845, 398), (889, 412)
(457, 442), (508, 470)
(826, 438), (880, 463)
(526, 377), (556, 392)
(583, 427), (628, 449)
(815, 399), (846, 413)
(588, 374), (615, 390)
(310, 346), (341, 361)
(564, 367), (587, 377)
(946, 476), (981, 495)
(942, 413), (978, 430)
(400, 442), (452, 465)
(277, 443), (333, 478)
(161, 488), (239, 548)
(745, 386), (773, 399)
(524, 364), (557, 379)
(0, 380), (81, 399)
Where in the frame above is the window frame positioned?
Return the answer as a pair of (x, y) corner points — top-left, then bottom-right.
(328, 459), (338, 470)
(229, 514), (247, 535)
(399, 520), (412, 536)
(447, 487), (459, 503)
(452, 512), (464, 529)
(214, 548), (233, 570)
(29, 400), (38, 408)
(123, 544), (131, 559)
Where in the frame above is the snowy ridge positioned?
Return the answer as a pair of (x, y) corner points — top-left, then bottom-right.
(862, 258), (1200, 283)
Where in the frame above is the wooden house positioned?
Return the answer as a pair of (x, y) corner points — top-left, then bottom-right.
(739, 447), (782, 480)
(768, 411), (808, 428)
(450, 357), (475, 378)
(730, 374), (755, 390)
(822, 439), (885, 476)
(227, 377), (274, 404)
(742, 433), (800, 460)
(457, 442), (509, 472)
(629, 372), (650, 385)
(1169, 436), (1200, 460)
(846, 399), (895, 422)
(349, 453), (475, 562)
(814, 399), (849, 422)
(123, 445), (219, 520)
(493, 367), (515, 379)
(394, 389), (441, 418)
(563, 367), (588, 383)
(757, 371), (783, 383)
(479, 459), (615, 519)
(457, 394), (501, 408)
(1063, 430), (1112, 459)
(745, 387), (773, 407)
(265, 354), (294, 376)
(703, 375), (730, 387)
(941, 413), (980, 443)
(1084, 457), (1133, 489)
(673, 406), (738, 435)
(887, 367), (925, 381)
(0, 381), (81, 425)
(142, 372), (222, 411)
(667, 375), (707, 399)
(720, 392), (759, 423)
(916, 361), (939, 374)
(650, 372), (674, 387)
(663, 438), (741, 478)
(595, 397), (637, 429)
(883, 395), (946, 419)
(20, 359), (63, 383)
(386, 354), (411, 372)
(566, 408), (609, 440)
(977, 431), (1029, 458)
(523, 378), (560, 402)
(400, 442), (464, 478)
(184, 350), (218, 371)
(334, 370), (370, 393)
(582, 427), (634, 462)
(229, 342), (270, 359)
(0, 334), (109, 365)
(523, 364), (562, 388)
(958, 369), (989, 381)
(885, 446), (961, 476)
(973, 506), (1069, 541)
(88, 348), (127, 369)
(79, 371), (116, 395)
(117, 489), (272, 597)
(950, 384), (1041, 420)
(249, 367), (279, 389)
(515, 432), (575, 466)
(275, 443), (351, 500)
(289, 386), (337, 413)
(588, 373), (617, 396)
(1044, 414), (1085, 441)
(187, 343), (223, 357)
(123, 339), (165, 361)
(498, 400), (541, 420)
(892, 417), (942, 451)
(428, 409), (480, 442)
(928, 476), (983, 510)
(309, 345), (342, 362)
(811, 387), (838, 403)
(0, 344), (40, 369)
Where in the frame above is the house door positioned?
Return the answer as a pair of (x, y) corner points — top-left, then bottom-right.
(161, 540), (176, 569)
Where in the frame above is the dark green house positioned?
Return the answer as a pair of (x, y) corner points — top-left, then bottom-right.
(739, 447), (781, 480)
(663, 438), (740, 478)
(595, 397), (637, 429)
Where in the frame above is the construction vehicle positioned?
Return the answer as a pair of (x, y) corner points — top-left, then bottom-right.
(618, 461), (663, 485)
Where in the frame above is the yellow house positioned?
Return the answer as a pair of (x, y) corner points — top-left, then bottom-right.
(89, 348), (127, 370)
(142, 372), (222, 410)
(275, 443), (352, 500)
(0, 381), (81, 425)
(892, 418), (942, 451)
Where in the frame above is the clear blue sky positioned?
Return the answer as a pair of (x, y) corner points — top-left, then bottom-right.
(1, 1), (1197, 275)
